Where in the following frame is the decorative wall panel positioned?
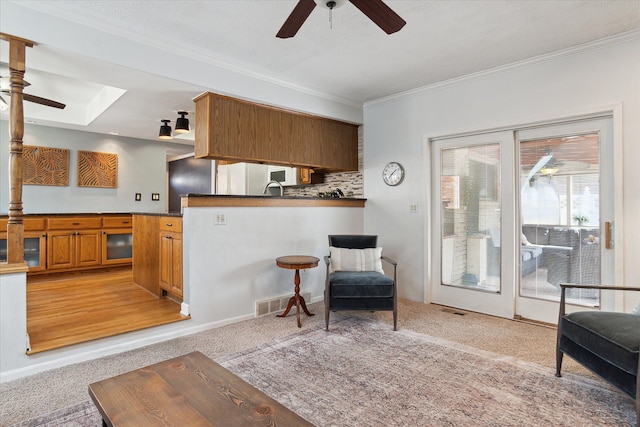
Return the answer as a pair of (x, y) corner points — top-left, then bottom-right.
(78, 151), (118, 188)
(23, 145), (70, 186)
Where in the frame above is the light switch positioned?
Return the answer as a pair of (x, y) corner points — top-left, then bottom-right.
(214, 213), (227, 225)
(409, 203), (419, 213)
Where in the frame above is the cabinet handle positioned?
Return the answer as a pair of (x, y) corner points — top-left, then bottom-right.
(166, 223), (173, 227)
(123, 221), (130, 224)
(72, 222), (80, 225)
(166, 236), (172, 239)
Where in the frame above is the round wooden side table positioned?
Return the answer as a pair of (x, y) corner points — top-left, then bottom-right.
(275, 255), (319, 328)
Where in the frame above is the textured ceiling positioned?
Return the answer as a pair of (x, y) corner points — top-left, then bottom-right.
(21, 0), (639, 102)
(1, 0), (639, 150)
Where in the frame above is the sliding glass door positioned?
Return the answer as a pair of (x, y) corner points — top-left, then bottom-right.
(430, 117), (616, 323)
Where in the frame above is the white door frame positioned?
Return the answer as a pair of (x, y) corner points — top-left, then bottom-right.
(424, 106), (624, 321)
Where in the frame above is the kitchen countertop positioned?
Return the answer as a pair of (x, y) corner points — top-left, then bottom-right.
(1, 212), (133, 217)
(131, 212), (182, 217)
(181, 194), (366, 208)
(1, 212), (181, 218)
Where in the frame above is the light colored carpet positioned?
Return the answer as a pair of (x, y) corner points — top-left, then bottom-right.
(219, 318), (634, 425)
(0, 299), (616, 425)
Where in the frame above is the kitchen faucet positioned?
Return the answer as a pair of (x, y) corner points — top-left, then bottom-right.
(263, 180), (284, 197)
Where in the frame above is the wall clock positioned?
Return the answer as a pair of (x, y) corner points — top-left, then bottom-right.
(382, 162), (405, 186)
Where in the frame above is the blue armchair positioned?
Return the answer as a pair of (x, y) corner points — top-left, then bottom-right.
(324, 235), (397, 331)
(556, 284), (640, 421)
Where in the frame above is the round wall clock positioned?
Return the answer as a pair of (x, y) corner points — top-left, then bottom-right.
(382, 162), (405, 186)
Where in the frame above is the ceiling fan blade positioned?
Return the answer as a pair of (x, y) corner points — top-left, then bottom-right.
(348, 0), (406, 34)
(23, 93), (66, 109)
(276, 0), (316, 38)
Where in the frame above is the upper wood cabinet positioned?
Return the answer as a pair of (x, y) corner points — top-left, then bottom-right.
(194, 92), (358, 172)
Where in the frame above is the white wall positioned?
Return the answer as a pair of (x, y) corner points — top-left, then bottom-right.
(0, 121), (180, 214)
(363, 34), (640, 303)
(0, 272), (27, 376)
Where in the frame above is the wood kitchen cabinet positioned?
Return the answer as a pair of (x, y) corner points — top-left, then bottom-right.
(0, 218), (47, 272)
(299, 167), (324, 185)
(159, 218), (183, 298)
(2, 214), (133, 274)
(47, 217), (102, 270)
(133, 215), (183, 299)
(47, 230), (101, 270)
(102, 216), (133, 265)
(194, 92), (358, 171)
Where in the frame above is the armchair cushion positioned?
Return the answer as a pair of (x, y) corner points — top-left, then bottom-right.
(329, 246), (384, 273)
(329, 271), (394, 298)
(561, 311), (640, 376)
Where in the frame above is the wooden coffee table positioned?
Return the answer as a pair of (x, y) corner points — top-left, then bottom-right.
(88, 351), (314, 426)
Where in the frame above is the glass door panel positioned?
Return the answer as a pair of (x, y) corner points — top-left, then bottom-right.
(0, 233), (46, 271)
(441, 144), (501, 292)
(432, 131), (516, 319)
(102, 229), (133, 265)
(519, 134), (601, 307)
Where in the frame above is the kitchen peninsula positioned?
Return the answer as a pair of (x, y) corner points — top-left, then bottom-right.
(178, 194), (366, 325)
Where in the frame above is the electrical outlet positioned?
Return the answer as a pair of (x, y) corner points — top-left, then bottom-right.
(409, 203), (419, 213)
(214, 213), (227, 225)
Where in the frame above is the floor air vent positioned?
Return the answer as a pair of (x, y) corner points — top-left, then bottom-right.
(441, 308), (466, 316)
(256, 292), (312, 318)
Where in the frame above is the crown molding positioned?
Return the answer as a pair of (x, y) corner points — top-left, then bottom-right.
(365, 29), (640, 107)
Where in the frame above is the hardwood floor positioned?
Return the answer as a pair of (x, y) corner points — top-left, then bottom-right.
(27, 268), (189, 354)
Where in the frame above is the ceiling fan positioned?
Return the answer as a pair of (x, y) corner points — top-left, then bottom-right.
(0, 76), (66, 109)
(277, 0), (406, 38)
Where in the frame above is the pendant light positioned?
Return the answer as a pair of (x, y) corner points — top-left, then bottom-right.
(174, 111), (190, 134)
(158, 119), (172, 140)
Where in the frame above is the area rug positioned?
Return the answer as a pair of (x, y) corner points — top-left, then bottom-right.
(12, 317), (636, 426)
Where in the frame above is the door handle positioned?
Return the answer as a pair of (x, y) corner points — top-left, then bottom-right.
(605, 221), (613, 249)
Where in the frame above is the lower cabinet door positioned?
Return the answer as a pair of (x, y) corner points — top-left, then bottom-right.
(76, 231), (101, 267)
(159, 231), (182, 297)
(170, 236), (183, 297)
(47, 232), (75, 270)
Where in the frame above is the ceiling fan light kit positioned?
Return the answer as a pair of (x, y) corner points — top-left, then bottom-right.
(277, 0), (406, 39)
(174, 111), (190, 134)
(158, 119), (172, 140)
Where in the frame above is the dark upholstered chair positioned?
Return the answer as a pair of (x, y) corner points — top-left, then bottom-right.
(556, 284), (640, 421)
(324, 235), (397, 331)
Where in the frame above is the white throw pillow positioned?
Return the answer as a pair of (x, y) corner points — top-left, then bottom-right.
(329, 246), (384, 273)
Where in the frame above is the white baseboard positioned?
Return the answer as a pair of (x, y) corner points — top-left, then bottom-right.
(0, 312), (255, 383)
